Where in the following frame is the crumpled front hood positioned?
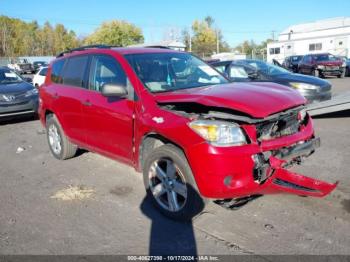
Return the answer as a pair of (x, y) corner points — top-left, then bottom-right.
(153, 82), (306, 118)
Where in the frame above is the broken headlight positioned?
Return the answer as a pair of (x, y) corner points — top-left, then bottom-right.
(189, 120), (247, 146)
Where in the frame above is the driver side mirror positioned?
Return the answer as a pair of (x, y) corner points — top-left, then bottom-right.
(101, 83), (128, 98)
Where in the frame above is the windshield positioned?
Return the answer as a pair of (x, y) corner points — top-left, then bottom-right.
(125, 52), (228, 93)
(0, 69), (23, 84)
(241, 60), (290, 76)
(291, 56), (303, 62)
(314, 54), (339, 62)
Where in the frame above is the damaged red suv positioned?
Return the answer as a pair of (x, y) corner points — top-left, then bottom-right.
(39, 45), (337, 220)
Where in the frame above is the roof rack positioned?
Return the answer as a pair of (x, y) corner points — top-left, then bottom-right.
(56, 44), (117, 58)
(143, 45), (171, 49)
(56, 44), (171, 58)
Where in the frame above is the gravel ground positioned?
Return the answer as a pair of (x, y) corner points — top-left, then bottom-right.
(0, 78), (349, 256)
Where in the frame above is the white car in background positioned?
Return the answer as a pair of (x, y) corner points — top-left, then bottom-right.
(32, 67), (48, 88)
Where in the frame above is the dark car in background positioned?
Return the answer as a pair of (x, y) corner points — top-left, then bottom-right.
(0, 67), (38, 119)
(33, 61), (49, 72)
(298, 53), (345, 78)
(338, 56), (350, 77)
(282, 55), (303, 73)
(7, 58), (35, 74)
(210, 59), (332, 103)
(346, 59), (350, 77)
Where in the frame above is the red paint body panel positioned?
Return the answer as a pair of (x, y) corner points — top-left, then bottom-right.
(39, 47), (337, 201)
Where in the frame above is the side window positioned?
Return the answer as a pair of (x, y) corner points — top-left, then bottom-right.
(229, 65), (249, 79)
(89, 55), (127, 92)
(51, 59), (65, 83)
(302, 56), (308, 63)
(62, 56), (89, 88)
(39, 68), (48, 76)
(214, 65), (226, 73)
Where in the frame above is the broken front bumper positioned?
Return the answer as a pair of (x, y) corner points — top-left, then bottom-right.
(186, 118), (337, 199)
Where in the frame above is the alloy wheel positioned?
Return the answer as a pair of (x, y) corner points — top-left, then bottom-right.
(48, 124), (62, 155)
(148, 158), (187, 212)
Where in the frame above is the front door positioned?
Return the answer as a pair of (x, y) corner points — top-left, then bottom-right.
(82, 54), (134, 163)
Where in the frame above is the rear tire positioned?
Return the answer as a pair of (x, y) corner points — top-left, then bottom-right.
(143, 144), (206, 221)
(338, 70), (345, 78)
(46, 114), (77, 160)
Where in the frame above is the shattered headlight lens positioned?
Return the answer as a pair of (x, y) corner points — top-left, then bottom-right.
(189, 120), (247, 146)
(290, 82), (319, 90)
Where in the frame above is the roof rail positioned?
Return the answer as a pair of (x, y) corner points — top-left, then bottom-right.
(56, 44), (117, 58)
(143, 45), (171, 49)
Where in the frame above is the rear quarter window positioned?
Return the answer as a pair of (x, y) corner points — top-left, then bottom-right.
(51, 59), (65, 83)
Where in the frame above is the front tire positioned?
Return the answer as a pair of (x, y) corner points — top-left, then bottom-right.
(338, 70), (345, 78)
(46, 114), (77, 160)
(312, 69), (320, 78)
(143, 144), (205, 221)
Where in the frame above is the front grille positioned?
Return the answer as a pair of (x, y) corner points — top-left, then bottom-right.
(256, 110), (300, 141)
(325, 66), (339, 70)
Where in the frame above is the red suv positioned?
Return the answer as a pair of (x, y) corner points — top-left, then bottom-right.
(39, 45), (337, 220)
(298, 53), (345, 78)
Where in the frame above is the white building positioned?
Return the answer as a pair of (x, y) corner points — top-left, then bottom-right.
(211, 52), (247, 61)
(267, 17), (350, 63)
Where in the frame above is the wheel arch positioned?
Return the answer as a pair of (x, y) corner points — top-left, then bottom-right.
(137, 132), (187, 172)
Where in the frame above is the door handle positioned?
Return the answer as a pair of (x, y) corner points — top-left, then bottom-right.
(53, 93), (59, 99)
(82, 100), (92, 106)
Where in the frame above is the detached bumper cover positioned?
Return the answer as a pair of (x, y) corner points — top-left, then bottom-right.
(186, 119), (337, 199)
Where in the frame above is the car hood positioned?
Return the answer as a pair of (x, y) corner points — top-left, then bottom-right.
(0, 81), (34, 94)
(153, 82), (305, 118)
(274, 73), (331, 89)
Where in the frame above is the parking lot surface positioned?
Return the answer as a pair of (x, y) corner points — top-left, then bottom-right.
(0, 78), (349, 255)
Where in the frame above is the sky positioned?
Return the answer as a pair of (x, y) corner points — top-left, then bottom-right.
(1, 0), (349, 47)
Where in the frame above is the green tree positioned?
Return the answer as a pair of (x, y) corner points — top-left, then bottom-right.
(183, 16), (231, 57)
(0, 16), (80, 57)
(234, 39), (273, 59)
(84, 20), (144, 46)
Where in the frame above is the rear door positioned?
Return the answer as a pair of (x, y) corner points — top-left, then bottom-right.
(50, 55), (89, 145)
(299, 55), (309, 74)
(82, 54), (135, 163)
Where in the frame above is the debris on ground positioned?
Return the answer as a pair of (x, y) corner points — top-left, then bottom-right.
(264, 223), (274, 230)
(50, 185), (95, 201)
(16, 147), (25, 154)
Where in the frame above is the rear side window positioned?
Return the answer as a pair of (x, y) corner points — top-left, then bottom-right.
(229, 65), (249, 79)
(214, 65), (226, 73)
(62, 56), (89, 88)
(51, 59), (65, 83)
